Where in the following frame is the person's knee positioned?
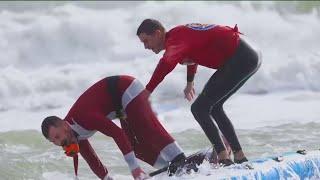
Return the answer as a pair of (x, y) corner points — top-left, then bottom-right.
(191, 100), (203, 117)
(190, 102), (197, 115)
(191, 98), (211, 121)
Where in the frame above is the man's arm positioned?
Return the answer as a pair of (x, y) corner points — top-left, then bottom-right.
(184, 64), (197, 101)
(146, 44), (189, 93)
(79, 139), (109, 180)
(187, 64), (198, 82)
(87, 114), (147, 179)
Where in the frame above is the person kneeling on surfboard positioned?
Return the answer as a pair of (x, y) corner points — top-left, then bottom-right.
(137, 19), (262, 166)
(41, 75), (190, 180)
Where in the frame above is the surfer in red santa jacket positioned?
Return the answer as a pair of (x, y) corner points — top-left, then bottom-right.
(137, 19), (261, 166)
(41, 75), (188, 180)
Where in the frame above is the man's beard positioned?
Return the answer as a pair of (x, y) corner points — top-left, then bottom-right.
(61, 131), (73, 146)
(61, 139), (69, 147)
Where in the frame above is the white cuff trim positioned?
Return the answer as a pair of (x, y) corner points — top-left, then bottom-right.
(154, 141), (183, 168)
(103, 174), (114, 180)
(124, 151), (140, 171)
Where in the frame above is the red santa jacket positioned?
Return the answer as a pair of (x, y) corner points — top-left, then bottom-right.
(146, 23), (241, 92)
(64, 75), (144, 179)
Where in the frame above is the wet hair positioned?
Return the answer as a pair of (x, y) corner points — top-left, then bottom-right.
(41, 116), (63, 139)
(136, 19), (165, 36)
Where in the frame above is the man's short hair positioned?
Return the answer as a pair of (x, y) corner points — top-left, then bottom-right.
(41, 116), (63, 139)
(136, 19), (165, 36)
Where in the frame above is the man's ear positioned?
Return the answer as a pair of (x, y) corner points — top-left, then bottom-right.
(154, 29), (162, 38)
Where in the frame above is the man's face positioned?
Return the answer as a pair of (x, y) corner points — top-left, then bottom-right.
(48, 123), (72, 147)
(138, 31), (164, 54)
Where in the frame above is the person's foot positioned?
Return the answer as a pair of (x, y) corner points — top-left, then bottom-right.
(217, 150), (230, 161)
(168, 153), (200, 176)
(168, 153), (186, 176)
(208, 148), (218, 164)
(185, 162), (199, 174)
(218, 159), (234, 166)
(234, 157), (248, 164)
(233, 150), (247, 163)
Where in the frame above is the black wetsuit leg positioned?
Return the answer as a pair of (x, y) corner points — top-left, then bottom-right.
(191, 38), (261, 154)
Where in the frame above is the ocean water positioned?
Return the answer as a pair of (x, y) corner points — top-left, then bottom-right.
(0, 1), (319, 180)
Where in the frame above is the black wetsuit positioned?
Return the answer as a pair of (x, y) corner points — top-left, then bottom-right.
(191, 38), (261, 154)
